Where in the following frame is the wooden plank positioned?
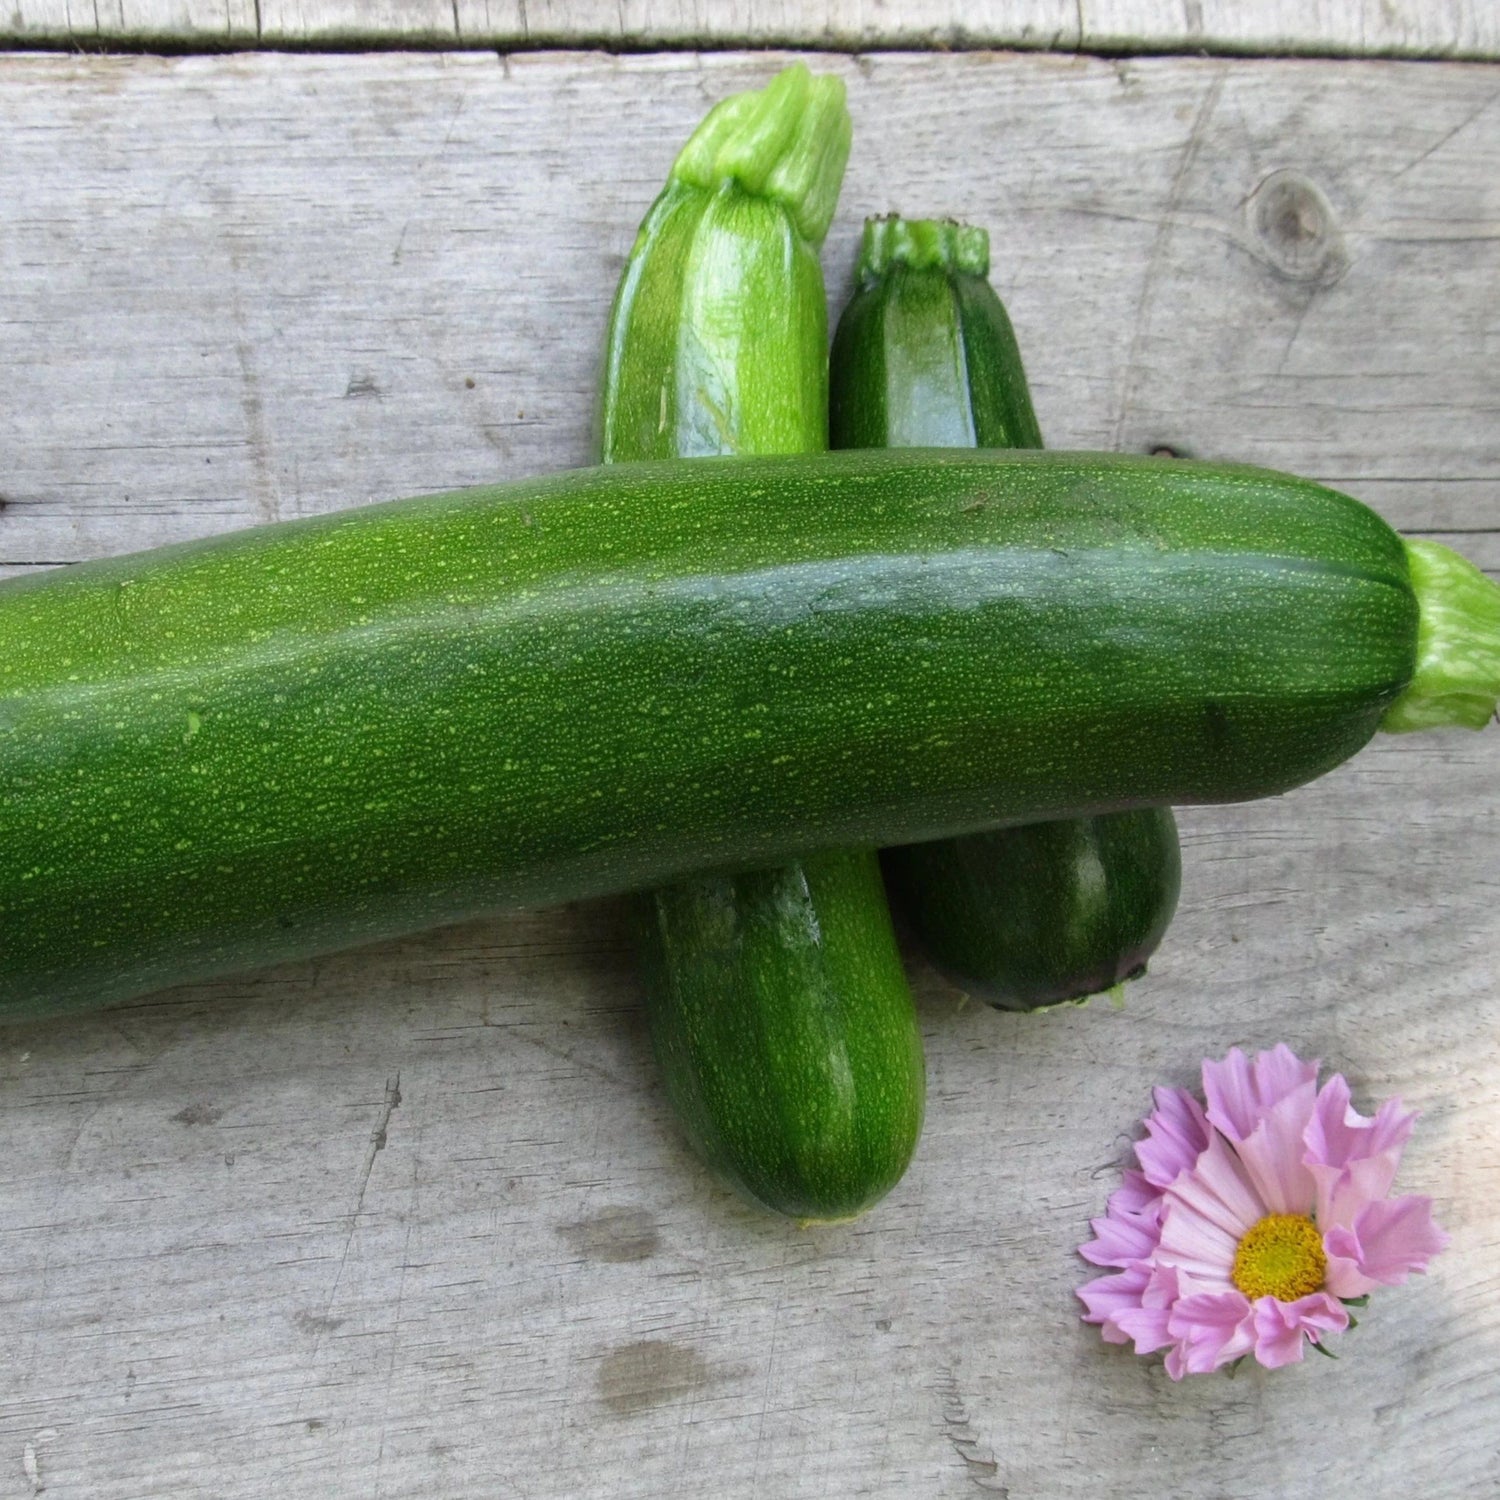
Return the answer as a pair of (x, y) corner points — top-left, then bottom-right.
(9, 0), (262, 43)
(0, 49), (1497, 1500)
(4, 51), (1497, 557)
(4, 0), (1498, 58)
(1079, 0), (1498, 57)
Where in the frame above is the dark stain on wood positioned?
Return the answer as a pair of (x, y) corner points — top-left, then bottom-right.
(558, 1205), (660, 1263)
(172, 1101), (223, 1126)
(597, 1339), (709, 1416)
(293, 1310), (346, 1336)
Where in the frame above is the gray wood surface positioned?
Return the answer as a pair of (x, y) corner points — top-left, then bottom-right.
(1, 47), (1497, 1499)
(5, 0), (1499, 58)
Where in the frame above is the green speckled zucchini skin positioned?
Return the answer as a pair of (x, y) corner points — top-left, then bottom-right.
(0, 448), (1418, 1018)
(884, 811), (1182, 1010)
(830, 219), (1045, 453)
(831, 217), (1184, 1008)
(636, 849), (924, 1221)
(599, 63), (923, 1221)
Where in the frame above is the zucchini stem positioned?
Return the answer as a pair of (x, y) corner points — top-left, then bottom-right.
(1382, 539), (1500, 732)
(670, 62), (851, 247)
(857, 216), (991, 283)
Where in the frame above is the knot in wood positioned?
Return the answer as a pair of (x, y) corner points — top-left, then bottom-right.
(1245, 169), (1349, 287)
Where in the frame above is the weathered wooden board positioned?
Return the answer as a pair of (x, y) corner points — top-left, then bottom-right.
(0, 49), (1497, 1500)
(5, 0), (1499, 58)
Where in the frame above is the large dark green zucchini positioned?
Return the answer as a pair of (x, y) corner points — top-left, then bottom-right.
(598, 63), (924, 1221)
(1, 447), (1494, 1019)
(831, 216), (1181, 1008)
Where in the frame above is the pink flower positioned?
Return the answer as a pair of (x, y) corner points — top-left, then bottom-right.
(1078, 1045), (1447, 1379)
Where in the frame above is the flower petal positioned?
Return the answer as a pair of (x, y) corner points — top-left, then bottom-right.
(1080, 1210), (1161, 1269)
(1114, 1305), (1175, 1355)
(1078, 1264), (1185, 1356)
(1323, 1195), (1449, 1297)
(1200, 1047), (1256, 1139)
(1305, 1075), (1415, 1172)
(1078, 1266), (1149, 1337)
(1202, 1044), (1318, 1145)
(1109, 1168), (1160, 1221)
(1230, 1093), (1318, 1215)
(1200, 1045), (1319, 1213)
(1111, 1276), (1178, 1355)
(1155, 1199), (1240, 1291)
(1163, 1132), (1265, 1240)
(1305, 1075), (1418, 1229)
(1250, 1292), (1349, 1369)
(1165, 1289), (1255, 1377)
(1135, 1086), (1213, 1190)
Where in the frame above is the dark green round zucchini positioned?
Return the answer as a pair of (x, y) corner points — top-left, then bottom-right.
(597, 63), (924, 1221)
(831, 215), (1183, 1009)
(883, 811), (1181, 1010)
(830, 217), (1045, 453)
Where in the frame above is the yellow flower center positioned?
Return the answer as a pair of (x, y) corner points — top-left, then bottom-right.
(1231, 1213), (1326, 1301)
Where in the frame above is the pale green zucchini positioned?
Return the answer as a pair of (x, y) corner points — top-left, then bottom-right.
(598, 64), (925, 1221)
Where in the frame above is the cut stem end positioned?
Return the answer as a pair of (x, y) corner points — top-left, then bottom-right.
(669, 62), (851, 247)
(1382, 538), (1500, 733)
(857, 216), (991, 284)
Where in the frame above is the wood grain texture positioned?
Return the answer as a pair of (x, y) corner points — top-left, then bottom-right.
(0, 48), (1497, 1499)
(4, 0), (1498, 58)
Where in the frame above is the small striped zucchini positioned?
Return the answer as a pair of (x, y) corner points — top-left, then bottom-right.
(831, 216), (1181, 1009)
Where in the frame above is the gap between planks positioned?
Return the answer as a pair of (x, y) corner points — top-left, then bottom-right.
(2, 0), (1498, 62)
